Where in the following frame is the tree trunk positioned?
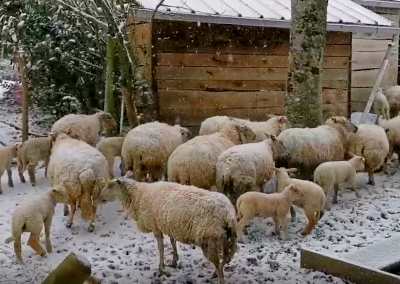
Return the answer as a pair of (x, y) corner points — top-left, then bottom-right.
(122, 87), (137, 128)
(104, 34), (116, 136)
(285, 0), (328, 128)
(41, 253), (91, 284)
(18, 51), (29, 142)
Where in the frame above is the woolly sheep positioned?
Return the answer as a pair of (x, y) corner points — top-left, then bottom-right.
(347, 124), (389, 185)
(272, 167), (326, 235)
(216, 134), (290, 205)
(380, 116), (400, 163)
(122, 122), (192, 182)
(0, 144), (18, 194)
(374, 87), (390, 120)
(199, 115), (289, 142)
(4, 188), (69, 263)
(48, 132), (109, 232)
(313, 154), (365, 208)
(236, 184), (303, 241)
(385, 85), (400, 118)
(17, 134), (54, 186)
(98, 177), (237, 284)
(168, 119), (256, 189)
(51, 109), (117, 147)
(275, 116), (358, 181)
(97, 136), (125, 178)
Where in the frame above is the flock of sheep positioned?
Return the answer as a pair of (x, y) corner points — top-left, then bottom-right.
(1, 95), (400, 283)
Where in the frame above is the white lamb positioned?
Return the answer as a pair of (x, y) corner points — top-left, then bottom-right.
(215, 134), (290, 205)
(122, 122), (191, 182)
(272, 167), (326, 235)
(374, 87), (390, 120)
(236, 184), (303, 241)
(0, 144), (18, 194)
(51, 109), (117, 147)
(98, 176), (237, 284)
(48, 132), (109, 232)
(199, 115), (289, 142)
(313, 154), (365, 208)
(4, 188), (70, 263)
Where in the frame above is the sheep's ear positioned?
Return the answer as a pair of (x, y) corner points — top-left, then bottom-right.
(15, 142), (22, 149)
(99, 113), (113, 120)
(385, 128), (390, 133)
(331, 117), (337, 123)
(286, 168), (297, 173)
(279, 116), (287, 123)
(270, 134), (277, 141)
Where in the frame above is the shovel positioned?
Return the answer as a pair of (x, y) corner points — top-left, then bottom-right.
(351, 41), (394, 126)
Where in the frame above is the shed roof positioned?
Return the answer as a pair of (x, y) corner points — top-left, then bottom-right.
(353, 0), (400, 9)
(135, 0), (400, 34)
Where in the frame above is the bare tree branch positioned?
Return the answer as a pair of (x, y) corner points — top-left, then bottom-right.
(54, 0), (108, 27)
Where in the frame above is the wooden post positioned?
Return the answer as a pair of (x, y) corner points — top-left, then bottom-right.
(18, 50), (29, 142)
(122, 87), (137, 128)
(41, 253), (91, 284)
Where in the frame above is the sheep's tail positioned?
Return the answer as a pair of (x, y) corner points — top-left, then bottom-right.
(5, 236), (14, 244)
(221, 220), (238, 265)
(16, 143), (27, 173)
(79, 169), (97, 220)
(6, 215), (25, 244)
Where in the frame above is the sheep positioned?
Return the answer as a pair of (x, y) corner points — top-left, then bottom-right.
(168, 119), (257, 189)
(272, 167), (326, 235)
(50, 109), (117, 147)
(275, 116), (358, 181)
(199, 115), (289, 142)
(4, 188), (69, 263)
(0, 144), (18, 194)
(380, 116), (400, 163)
(216, 134), (290, 205)
(236, 184), (303, 241)
(16, 134), (55, 186)
(121, 122), (192, 182)
(385, 85), (400, 118)
(313, 154), (365, 208)
(374, 87), (390, 120)
(48, 131), (109, 232)
(97, 136), (125, 178)
(347, 124), (389, 185)
(97, 177), (237, 284)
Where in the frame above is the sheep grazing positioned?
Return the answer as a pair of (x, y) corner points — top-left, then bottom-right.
(236, 184), (303, 241)
(275, 116), (358, 181)
(168, 119), (256, 189)
(374, 87), (390, 120)
(98, 177), (237, 284)
(313, 154), (365, 208)
(216, 134), (290, 205)
(272, 167), (326, 235)
(97, 136), (125, 178)
(50, 109), (117, 147)
(199, 115), (289, 142)
(121, 122), (192, 182)
(347, 124), (389, 185)
(48, 132), (109, 232)
(16, 134), (55, 186)
(4, 188), (69, 263)
(0, 144), (18, 194)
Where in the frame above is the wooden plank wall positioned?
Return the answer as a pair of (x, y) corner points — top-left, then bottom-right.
(351, 7), (399, 112)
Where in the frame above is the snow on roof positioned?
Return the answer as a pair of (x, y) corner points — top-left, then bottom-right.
(135, 0), (400, 34)
(353, 0), (400, 9)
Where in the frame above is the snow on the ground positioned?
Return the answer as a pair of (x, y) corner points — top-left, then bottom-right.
(0, 160), (400, 283)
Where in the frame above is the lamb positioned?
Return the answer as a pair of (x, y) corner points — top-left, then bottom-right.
(168, 119), (256, 189)
(121, 122), (192, 182)
(98, 177), (237, 284)
(216, 134), (290, 205)
(236, 184), (303, 241)
(374, 87), (390, 120)
(199, 115), (289, 142)
(275, 116), (358, 181)
(97, 136), (125, 178)
(313, 154), (365, 208)
(48, 131), (109, 232)
(347, 124), (389, 185)
(50, 109), (117, 147)
(0, 144), (18, 194)
(385, 85), (400, 118)
(272, 167), (326, 235)
(16, 134), (55, 186)
(4, 188), (70, 263)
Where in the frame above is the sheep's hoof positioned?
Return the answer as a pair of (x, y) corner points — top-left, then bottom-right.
(20, 179), (26, 183)
(0, 190), (3, 195)
(168, 261), (177, 268)
(31, 183), (36, 187)
(66, 222), (72, 228)
(212, 271), (217, 278)
(301, 230), (309, 236)
(87, 224), (95, 232)
(367, 181), (375, 186)
(8, 182), (14, 188)
(39, 251), (47, 257)
(63, 211), (69, 217)
(157, 268), (167, 277)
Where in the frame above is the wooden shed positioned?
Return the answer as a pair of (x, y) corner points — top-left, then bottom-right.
(128, 0), (400, 134)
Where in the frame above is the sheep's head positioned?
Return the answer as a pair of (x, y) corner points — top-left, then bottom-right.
(99, 176), (134, 204)
(326, 116), (358, 133)
(178, 126), (192, 142)
(230, 121), (256, 144)
(285, 184), (303, 201)
(271, 167), (297, 180)
(50, 188), (70, 204)
(266, 134), (290, 162)
(270, 115), (290, 133)
(98, 112), (117, 132)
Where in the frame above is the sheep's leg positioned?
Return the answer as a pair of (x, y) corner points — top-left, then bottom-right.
(210, 258), (224, 284)
(66, 203), (77, 228)
(119, 159), (126, 176)
(28, 164), (36, 186)
(237, 216), (251, 242)
(169, 237), (179, 268)
(333, 184), (340, 204)
(367, 169), (375, 186)
(17, 163), (26, 183)
(290, 206), (296, 221)
(273, 217), (280, 236)
(63, 204), (69, 216)
(88, 204), (98, 232)
(154, 232), (165, 276)
(352, 180), (360, 198)
(0, 170), (4, 194)
(6, 162), (13, 188)
(27, 233), (46, 257)
(44, 217), (53, 253)
(278, 216), (289, 240)
(44, 157), (49, 178)
(301, 210), (318, 236)
(14, 235), (23, 263)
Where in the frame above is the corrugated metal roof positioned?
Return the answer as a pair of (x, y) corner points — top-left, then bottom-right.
(353, 0), (400, 9)
(138, 0), (393, 26)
